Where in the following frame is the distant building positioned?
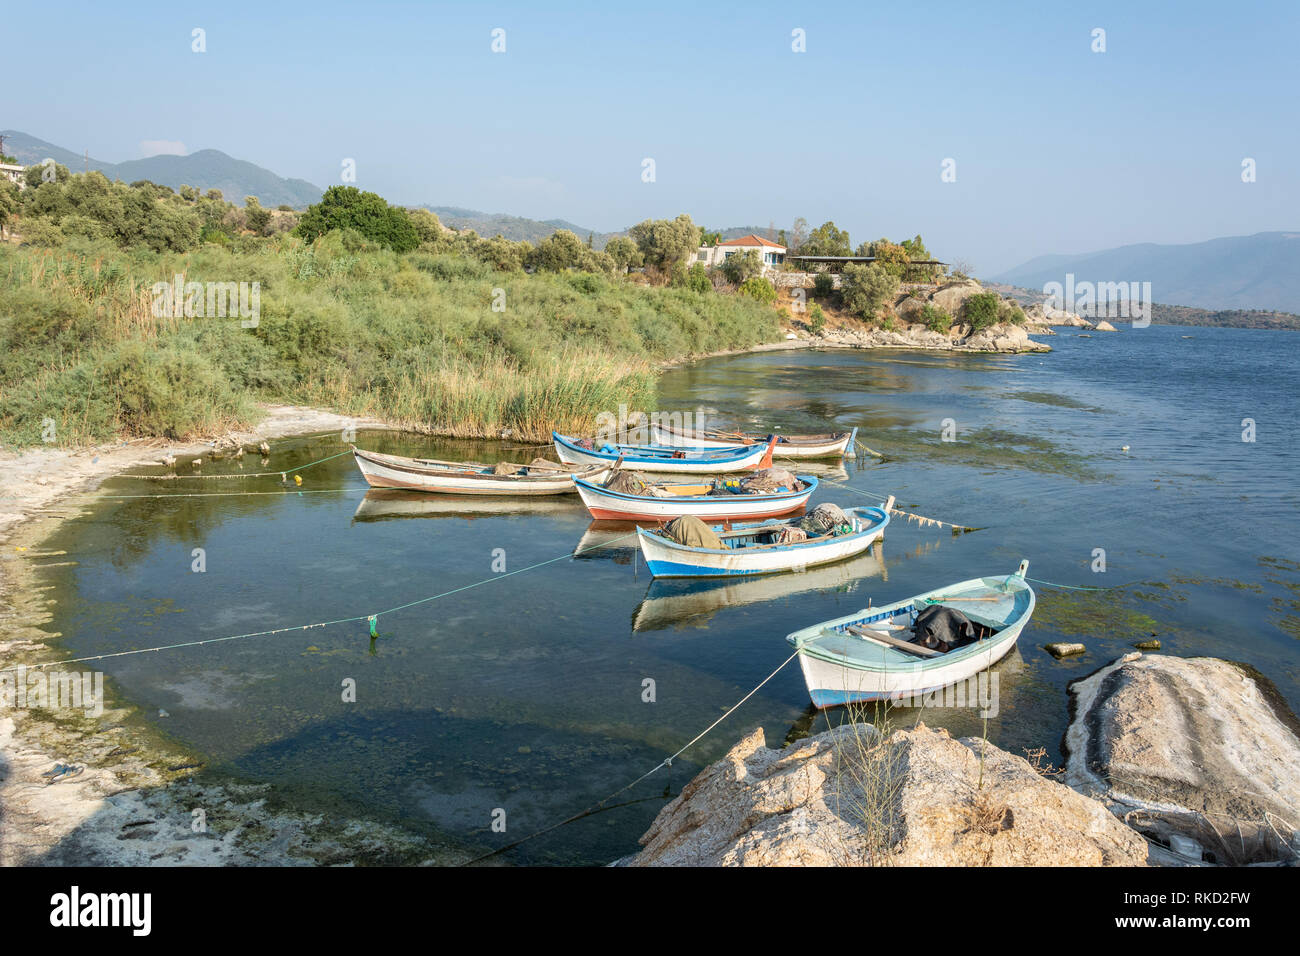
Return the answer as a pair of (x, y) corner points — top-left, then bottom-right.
(0, 163), (25, 189)
(693, 234), (786, 274)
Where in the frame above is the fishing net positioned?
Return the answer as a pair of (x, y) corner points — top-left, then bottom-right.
(801, 502), (852, 536)
(492, 462), (522, 476)
(527, 458), (564, 471)
(741, 467), (799, 494)
(775, 526), (808, 545)
(663, 515), (724, 550)
(605, 470), (652, 495)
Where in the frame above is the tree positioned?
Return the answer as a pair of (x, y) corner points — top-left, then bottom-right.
(864, 238), (908, 277)
(789, 217), (809, 252)
(0, 179), (19, 239)
(627, 214), (701, 277)
(244, 197), (272, 234)
(528, 229), (590, 272)
(686, 262), (711, 293)
(295, 185), (419, 252)
(738, 276), (777, 303)
(603, 235), (643, 272)
(406, 207), (445, 247)
(719, 249), (762, 285)
(840, 263), (900, 322)
(800, 221), (851, 257)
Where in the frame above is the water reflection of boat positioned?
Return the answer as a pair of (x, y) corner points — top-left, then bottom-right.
(573, 521), (648, 561)
(352, 489), (583, 523)
(632, 541), (888, 632)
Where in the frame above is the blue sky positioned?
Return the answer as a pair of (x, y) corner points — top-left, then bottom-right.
(7, 0), (1298, 273)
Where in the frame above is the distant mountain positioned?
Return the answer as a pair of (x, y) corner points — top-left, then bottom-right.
(424, 206), (608, 245)
(1, 130), (323, 208)
(992, 232), (1300, 313)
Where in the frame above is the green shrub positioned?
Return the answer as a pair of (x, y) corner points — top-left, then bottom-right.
(840, 263), (900, 323)
(812, 272), (835, 299)
(738, 276), (777, 303)
(686, 262), (711, 294)
(964, 292), (1001, 331)
(920, 304), (952, 333)
(808, 302), (827, 335)
(720, 249), (762, 285)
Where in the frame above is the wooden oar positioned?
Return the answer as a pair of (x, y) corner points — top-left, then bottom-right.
(847, 624), (940, 657)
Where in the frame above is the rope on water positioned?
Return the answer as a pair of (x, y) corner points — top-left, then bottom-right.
(24, 530), (643, 669)
(1024, 576), (1147, 592)
(121, 449), (356, 480)
(461, 648), (802, 866)
(801, 466), (978, 533)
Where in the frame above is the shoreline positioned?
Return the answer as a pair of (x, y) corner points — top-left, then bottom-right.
(0, 404), (478, 865)
(0, 326), (1073, 866)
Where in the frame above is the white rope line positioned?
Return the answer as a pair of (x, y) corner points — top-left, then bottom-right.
(462, 648), (801, 864)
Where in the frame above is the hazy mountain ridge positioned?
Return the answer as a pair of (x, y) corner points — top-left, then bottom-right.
(993, 232), (1300, 313)
(1, 130), (323, 208)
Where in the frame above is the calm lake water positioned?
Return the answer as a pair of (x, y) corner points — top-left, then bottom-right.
(39, 324), (1300, 864)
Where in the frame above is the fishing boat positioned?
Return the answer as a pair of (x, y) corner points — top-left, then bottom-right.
(352, 447), (610, 495)
(636, 504), (889, 578)
(786, 560), (1036, 709)
(573, 472), (817, 521)
(649, 422), (857, 459)
(632, 542), (887, 632)
(552, 432), (773, 474)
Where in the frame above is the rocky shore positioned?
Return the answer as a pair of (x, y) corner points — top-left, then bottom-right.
(622, 654), (1300, 867)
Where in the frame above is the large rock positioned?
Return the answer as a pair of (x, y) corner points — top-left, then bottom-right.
(626, 723), (1148, 866)
(928, 279), (984, 316)
(1094, 320), (1117, 331)
(1066, 654), (1300, 865)
(961, 322), (1050, 353)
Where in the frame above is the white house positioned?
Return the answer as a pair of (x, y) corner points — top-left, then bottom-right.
(0, 164), (25, 188)
(693, 233), (786, 275)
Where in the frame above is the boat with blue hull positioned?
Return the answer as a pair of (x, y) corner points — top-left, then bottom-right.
(636, 505), (888, 578)
(786, 561), (1036, 709)
(552, 432), (773, 474)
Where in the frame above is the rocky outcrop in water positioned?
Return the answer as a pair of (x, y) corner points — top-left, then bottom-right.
(624, 723), (1148, 866)
(1065, 653), (1300, 865)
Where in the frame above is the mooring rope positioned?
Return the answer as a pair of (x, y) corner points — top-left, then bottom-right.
(801, 467), (978, 533)
(23, 530), (642, 669)
(121, 448), (355, 480)
(1024, 576), (1146, 592)
(461, 648), (802, 865)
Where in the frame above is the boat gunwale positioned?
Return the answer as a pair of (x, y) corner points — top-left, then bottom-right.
(636, 505), (887, 556)
(574, 474), (818, 503)
(552, 431), (762, 463)
(788, 573), (1035, 672)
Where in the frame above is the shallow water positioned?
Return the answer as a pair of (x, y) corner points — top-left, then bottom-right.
(36, 324), (1300, 864)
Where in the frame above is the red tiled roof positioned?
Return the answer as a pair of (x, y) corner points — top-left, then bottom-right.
(717, 233), (784, 249)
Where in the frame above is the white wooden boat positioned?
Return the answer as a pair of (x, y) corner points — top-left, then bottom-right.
(553, 432), (773, 474)
(632, 542), (887, 632)
(636, 505), (888, 578)
(650, 422), (857, 459)
(352, 447), (609, 495)
(573, 473), (817, 521)
(787, 561), (1036, 709)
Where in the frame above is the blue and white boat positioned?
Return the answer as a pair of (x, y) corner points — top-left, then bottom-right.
(636, 505), (888, 578)
(553, 432), (773, 474)
(786, 561), (1036, 709)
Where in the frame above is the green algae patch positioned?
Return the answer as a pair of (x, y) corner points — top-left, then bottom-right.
(1003, 391), (1105, 413)
(903, 426), (1108, 481)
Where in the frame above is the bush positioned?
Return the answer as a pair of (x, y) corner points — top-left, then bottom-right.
(812, 272), (835, 299)
(998, 298), (1027, 325)
(808, 302), (827, 335)
(720, 249), (762, 285)
(686, 262), (711, 294)
(920, 304), (952, 333)
(738, 276), (777, 303)
(964, 292), (1001, 331)
(840, 263), (900, 323)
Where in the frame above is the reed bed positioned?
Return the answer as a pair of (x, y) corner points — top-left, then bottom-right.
(0, 237), (778, 446)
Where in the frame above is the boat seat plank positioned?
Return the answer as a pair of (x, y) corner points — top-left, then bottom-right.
(847, 624), (940, 657)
